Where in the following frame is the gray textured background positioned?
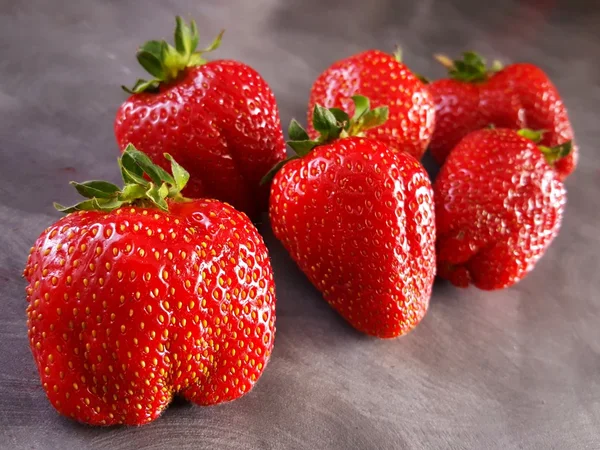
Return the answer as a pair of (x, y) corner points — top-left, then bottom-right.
(1, 0), (599, 449)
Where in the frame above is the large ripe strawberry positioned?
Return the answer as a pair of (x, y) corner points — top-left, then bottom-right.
(428, 52), (577, 179)
(265, 96), (436, 338)
(23, 145), (276, 426)
(114, 17), (286, 219)
(307, 49), (435, 161)
(434, 128), (570, 290)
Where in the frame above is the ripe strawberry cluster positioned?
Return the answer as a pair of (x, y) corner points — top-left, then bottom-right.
(23, 18), (575, 426)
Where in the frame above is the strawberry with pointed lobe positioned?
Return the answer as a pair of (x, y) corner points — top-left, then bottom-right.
(428, 52), (577, 179)
(434, 128), (571, 290)
(23, 146), (276, 426)
(114, 17), (286, 219)
(265, 96), (436, 338)
(307, 49), (435, 161)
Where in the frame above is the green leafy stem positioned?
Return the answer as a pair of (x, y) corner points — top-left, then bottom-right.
(261, 95), (389, 185)
(517, 128), (573, 165)
(54, 144), (190, 213)
(434, 51), (503, 82)
(123, 17), (224, 94)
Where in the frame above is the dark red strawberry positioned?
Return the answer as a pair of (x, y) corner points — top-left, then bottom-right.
(265, 96), (436, 338)
(434, 128), (570, 290)
(114, 17), (286, 219)
(307, 49), (435, 161)
(23, 145), (276, 426)
(428, 52), (577, 180)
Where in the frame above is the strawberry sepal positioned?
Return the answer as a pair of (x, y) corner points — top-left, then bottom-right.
(261, 95), (389, 185)
(435, 51), (503, 83)
(54, 144), (190, 214)
(517, 128), (546, 143)
(539, 141), (573, 165)
(123, 17), (224, 94)
(516, 128), (572, 165)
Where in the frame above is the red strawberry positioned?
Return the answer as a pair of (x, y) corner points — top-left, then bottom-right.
(307, 49), (435, 161)
(428, 52), (577, 180)
(114, 17), (286, 219)
(23, 146), (276, 426)
(266, 97), (436, 338)
(434, 128), (570, 290)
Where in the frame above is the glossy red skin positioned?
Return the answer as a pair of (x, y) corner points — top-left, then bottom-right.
(270, 137), (436, 338)
(115, 61), (286, 219)
(307, 50), (435, 161)
(428, 63), (577, 180)
(434, 129), (566, 290)
(24, 199), (276, 426)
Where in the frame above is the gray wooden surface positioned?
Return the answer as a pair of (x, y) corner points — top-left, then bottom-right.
(1, 0), (599, 449)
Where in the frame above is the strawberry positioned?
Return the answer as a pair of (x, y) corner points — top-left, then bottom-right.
(23, 145), (276, 426)
(307, 49), (435, 161)
(428, 52), (577, 179)
(265, 96), (436, 338)
(434, 128), (571, 290)
(114, 17), (286, 219)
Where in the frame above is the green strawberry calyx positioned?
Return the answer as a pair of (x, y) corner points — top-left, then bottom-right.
(261, 95), (389, 185)
(123, 17), (224, 94)
(434, 51), (503, 82)
(54, 144), (190, 214)
(539, 141), (572, 165)
(516, 128), (546, 143)
(517, 128), (573, 165)
(393, 46), (403, 63)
